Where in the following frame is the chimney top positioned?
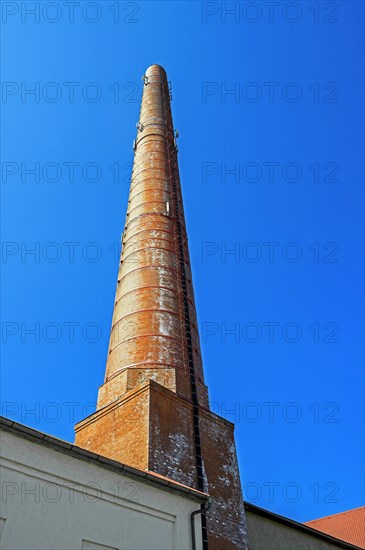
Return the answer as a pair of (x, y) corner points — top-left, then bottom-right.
(145, 64), (166, 75)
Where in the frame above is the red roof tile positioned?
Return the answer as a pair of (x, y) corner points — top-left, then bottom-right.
(305, 507), (365, 548)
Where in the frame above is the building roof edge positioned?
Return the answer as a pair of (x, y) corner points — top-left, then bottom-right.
(244, 502), (363, 550)
(0, 416), (209, 503)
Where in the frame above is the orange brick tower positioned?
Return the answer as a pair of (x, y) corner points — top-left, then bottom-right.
(75, 64), (248, 550)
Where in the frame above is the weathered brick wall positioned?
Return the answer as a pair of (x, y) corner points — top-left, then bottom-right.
(199, 410), (249, 549)
(149, 382), (198, 489)
(76, 384), (150, 469)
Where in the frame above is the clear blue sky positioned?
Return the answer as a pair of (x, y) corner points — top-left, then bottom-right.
(1, 0), (364, 523)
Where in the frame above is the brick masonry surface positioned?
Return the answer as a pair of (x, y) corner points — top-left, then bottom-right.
(75, 64), (249, 550)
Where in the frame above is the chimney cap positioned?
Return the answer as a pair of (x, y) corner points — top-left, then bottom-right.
(145, 64), (167, 75)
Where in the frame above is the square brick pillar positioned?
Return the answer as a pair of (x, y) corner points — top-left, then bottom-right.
(75, 380), (248, 549)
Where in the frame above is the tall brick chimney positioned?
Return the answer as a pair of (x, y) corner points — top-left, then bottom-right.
(75, 64), (248, 550)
